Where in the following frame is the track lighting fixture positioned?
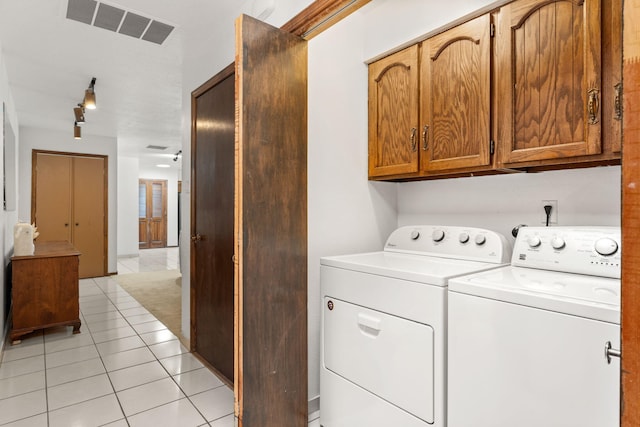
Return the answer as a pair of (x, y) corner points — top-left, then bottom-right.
(74, 122), (82, 139)
(72, 77), (96, 138)
(83, 77), (97, 110)
(73, 104), (85, 124)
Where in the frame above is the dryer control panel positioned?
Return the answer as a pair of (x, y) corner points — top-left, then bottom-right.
(512, 227), (621, 278)
(384, 225), (511, 264)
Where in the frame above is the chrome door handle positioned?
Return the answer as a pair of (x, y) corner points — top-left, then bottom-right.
(605, 341), (621, 364)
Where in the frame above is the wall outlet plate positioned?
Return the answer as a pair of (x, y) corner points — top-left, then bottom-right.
(540, 200), (558, 224)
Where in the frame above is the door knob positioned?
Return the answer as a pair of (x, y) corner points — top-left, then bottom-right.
(605, 341), (621, 364)
(191, 234), (203, 242)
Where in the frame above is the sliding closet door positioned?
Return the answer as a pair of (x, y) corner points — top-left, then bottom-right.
(235, 14), (308, 427)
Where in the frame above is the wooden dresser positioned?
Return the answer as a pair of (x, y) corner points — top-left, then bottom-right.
(10, 241), (81, 344)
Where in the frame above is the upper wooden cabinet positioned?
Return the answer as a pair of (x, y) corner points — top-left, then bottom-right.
(368, 0), (621, 181)
(420, 14), (491, 172)
(368, 45), (419, 177)
(495, 0), (603, 166)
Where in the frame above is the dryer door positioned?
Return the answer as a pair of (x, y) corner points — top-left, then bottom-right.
(323, 297), (434, 423)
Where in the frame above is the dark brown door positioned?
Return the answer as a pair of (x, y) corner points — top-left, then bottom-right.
(191, 67), (235, 384)
(235, 15), (308, 427)
(138, 179), (168, 249)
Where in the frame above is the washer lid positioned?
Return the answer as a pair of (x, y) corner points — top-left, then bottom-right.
(320, 251), (505, 286)
(449, 266), (620, 324)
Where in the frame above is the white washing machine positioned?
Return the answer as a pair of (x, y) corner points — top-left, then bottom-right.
(448, 226), (621, 427)
(319, 225), (511, 427)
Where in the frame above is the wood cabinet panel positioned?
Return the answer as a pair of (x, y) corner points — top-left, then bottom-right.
(368, 45), (419, 177)
(368, 0), (620, 181)
(420, 13), (491, 171)
(497, 0), (602, 165)
(10, 241), (81, 343)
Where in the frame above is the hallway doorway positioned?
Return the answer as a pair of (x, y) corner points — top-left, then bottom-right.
(139, 179), (168, 249)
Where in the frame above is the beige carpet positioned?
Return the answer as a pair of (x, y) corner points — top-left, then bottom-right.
(115, 269), (188, 347)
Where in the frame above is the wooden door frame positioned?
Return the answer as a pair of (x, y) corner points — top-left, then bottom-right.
(621, 1), (639, 425)
(31, 150), (108, 277)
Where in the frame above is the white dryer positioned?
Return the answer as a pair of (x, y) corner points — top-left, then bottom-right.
(320, 225), (511, 427)
(448, 227), (621, 427)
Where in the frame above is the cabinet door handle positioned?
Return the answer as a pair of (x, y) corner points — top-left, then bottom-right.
(191, 234), (203, 243)
(64, 223), (69, 227)
(605, 341), (621, 364)
(422, 125), (429, 151)
(614, 83), (622, 121)
(75, 223), (79, 226)
(588, 88), (599, 125)
(410, 127), (417, 152)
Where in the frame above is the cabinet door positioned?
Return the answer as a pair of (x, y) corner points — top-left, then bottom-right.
(420, 14), (491, 172)
(496, 0), (602, 165)
(368, 45), (419, 177)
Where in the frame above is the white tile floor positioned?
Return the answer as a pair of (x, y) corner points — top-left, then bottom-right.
(0, 247), (234, 426)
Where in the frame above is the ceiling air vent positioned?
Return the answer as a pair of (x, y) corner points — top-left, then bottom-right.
(66, 0), (175, 45)
(146, 145), (169, 151)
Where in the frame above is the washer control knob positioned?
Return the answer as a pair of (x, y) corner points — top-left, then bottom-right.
(474, 234), (486, 245)
(527, 236), (542, 248)
(459, 232), (470, 244)
(410, 230), (420, 240)
(432, 229), (445, 242)
(595, 238), (618, 256)
(551, 237), (566, 250)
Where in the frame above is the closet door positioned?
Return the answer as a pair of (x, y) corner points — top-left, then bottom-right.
(235, 14), (308, 427)
(32, 151), (106, 279)
(33, 153), (72, 242)
(73, 156), (106, 278)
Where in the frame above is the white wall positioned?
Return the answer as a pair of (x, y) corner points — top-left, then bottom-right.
(398, 167), (621, 241)
(308, 10), (400, 400)
(117, 156), (140, 258)
(0, 42), (20, 351)
(139, 165), (180, 248)
(18, 127), (118, 274)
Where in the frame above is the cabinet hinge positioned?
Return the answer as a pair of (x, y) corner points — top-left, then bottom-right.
(490, 140), (495, 155)
(490, 23), (495, 37)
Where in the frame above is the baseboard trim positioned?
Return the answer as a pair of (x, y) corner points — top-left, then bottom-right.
(309, 396), (320, 421)
(0, 307), (12, 362)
